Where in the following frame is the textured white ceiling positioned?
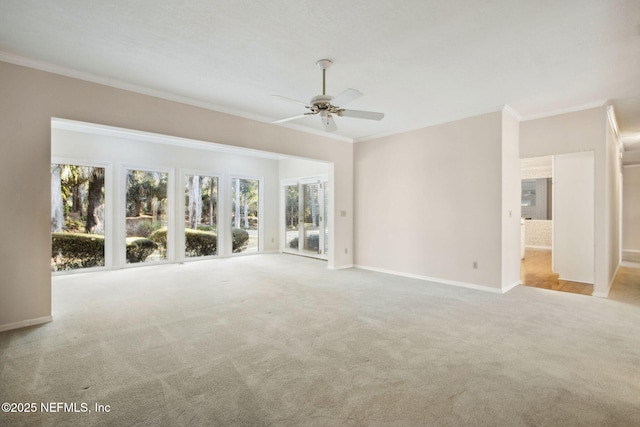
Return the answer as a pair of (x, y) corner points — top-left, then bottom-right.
(0, 0), (639, 144)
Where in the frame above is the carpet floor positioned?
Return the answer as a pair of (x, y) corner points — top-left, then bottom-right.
(1, 254), (639, 426)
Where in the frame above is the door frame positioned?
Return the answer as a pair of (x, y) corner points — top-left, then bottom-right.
(280, 175), (329, 260)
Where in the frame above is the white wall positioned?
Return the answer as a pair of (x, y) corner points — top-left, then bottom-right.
(520, 108), (605, 158)
(520, 106), (622, 296)
(622, 165), (640, 258)
(501, 109), (521, 291)
(604, 117), (622, 287)
(521, 162), (552, 180)
(279, 157), (330, 181)
(355, 111), (507, 291)
(0, 60), (354, 331)
(524, 221), (552, 248)
(553, 151), (595, 283)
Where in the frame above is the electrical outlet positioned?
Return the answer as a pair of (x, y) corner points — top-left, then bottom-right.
(345, 248), (348, 254)
(473, 261), (478, 269)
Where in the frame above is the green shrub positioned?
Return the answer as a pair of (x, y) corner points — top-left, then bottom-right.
(126, 238), (158, 263)
(151, 227), (219, 257)
(150, 227), (246, 254)
(196, 225), (217, 233)
(185, 229), (217, 257)
(127, 228), (249, 262)
(232, 228), (249, 253)
(149, 228), (167, 247)
(148, 228), (168, 258)
(52, 232), (105, 270)
(134, 220), (163, 238)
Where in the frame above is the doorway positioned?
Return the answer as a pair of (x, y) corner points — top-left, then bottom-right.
(282, 177), (328, 260)
(520, 153), (595, 295)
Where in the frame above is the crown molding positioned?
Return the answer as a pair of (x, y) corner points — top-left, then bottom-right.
(354, 105), (510, 143)
(0, 51), (621, 146)
(502, 104), (523, 121)
(606, 105), (621, 142)
(519, 100), (607, 121)
(0, 51), (353, 143)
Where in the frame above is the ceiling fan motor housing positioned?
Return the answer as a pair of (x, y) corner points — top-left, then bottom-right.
(310, 95), (334, 112)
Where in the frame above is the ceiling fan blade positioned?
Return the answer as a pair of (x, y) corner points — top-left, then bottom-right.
(273, 114), (310, 124)
(272, 95), (310, 108)
(321, 114), (338, 132)
(331, 88), (362, 107)
(338, 109), (385, 121)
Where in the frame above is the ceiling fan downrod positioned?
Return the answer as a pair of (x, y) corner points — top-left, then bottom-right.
(316, 59), (332, 96)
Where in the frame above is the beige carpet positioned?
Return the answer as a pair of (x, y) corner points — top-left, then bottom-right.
(1, 254), (640, 426)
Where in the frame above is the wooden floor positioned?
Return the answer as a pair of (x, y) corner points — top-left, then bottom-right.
(520, 248), (594, 295)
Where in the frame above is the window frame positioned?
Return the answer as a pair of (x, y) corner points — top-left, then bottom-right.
(229, 174), (264, 256)
(120, 164), (175, 267)
(51, 156), (112, 273)
(179, 169), (224, 262)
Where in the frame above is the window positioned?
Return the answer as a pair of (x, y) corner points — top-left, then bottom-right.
(51, 163), (106, 271)
(125, 169), (169, 263)
(231, 177), (260, 253)
(185, 174), (218, 257)
(52, 121), (287, 271)
(521, 179), (537, 207)
(521, 178), (553, 220)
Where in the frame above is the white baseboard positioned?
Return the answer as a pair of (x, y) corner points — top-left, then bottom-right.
(592, 264), (623, 299)
(621, 250), (640, 265)
(355, 265), (504, 294)
(608, 263), (621, 292)
(0, 315), (53, 333)
(330, 264), (354, 270)
(621, 261), (640, 269)
(591, 264), (623, 298)
(502, 281), (521, 293)
(621, 249), (640, 268)
(525, 245), (552, 250)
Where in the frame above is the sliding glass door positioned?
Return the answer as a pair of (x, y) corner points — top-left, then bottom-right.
(284, 184), (299, 250)
(302, 183), (321, 254)
(282, 178), (328, 259)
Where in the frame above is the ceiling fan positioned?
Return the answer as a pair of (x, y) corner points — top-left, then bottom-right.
(273, 59), (384, 132)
